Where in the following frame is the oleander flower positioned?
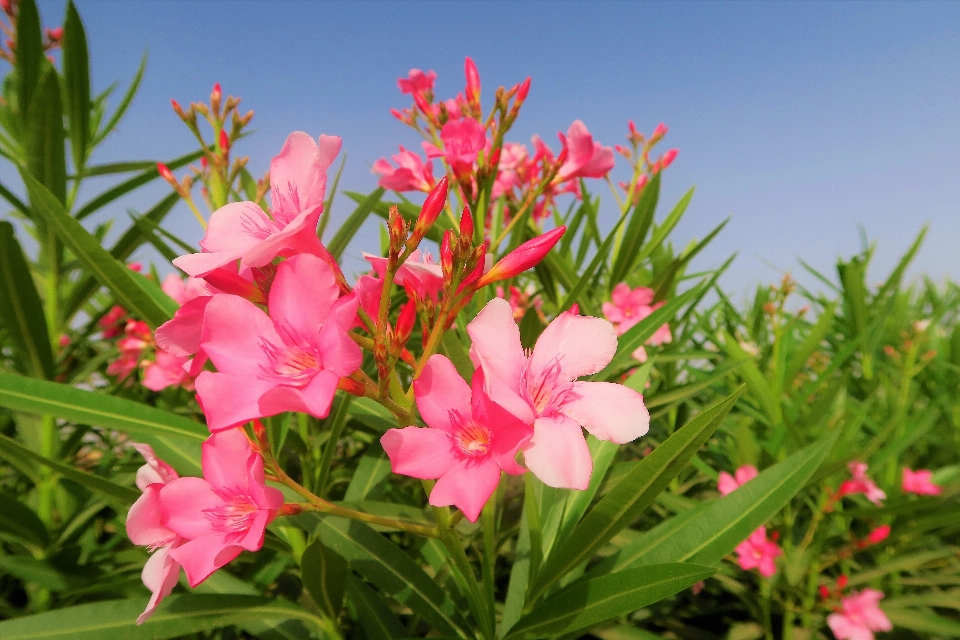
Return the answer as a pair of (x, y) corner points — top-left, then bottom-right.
(902, 467), (941, 495)
(734, 526), (782, 578)
(827, 589), (892, 640)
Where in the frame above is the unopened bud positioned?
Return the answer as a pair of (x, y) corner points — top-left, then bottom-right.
(476, 226), (566, 288)
(818, 585), (830, 600)
(516, 76), (531, 105)
(210, 82), (222, 113)
(440, 230), (454, 276)
(414, 177), (448, 235)
(240, 110), (254, 126)
(395, 300), (417, 345)
(337, 376), (366, 397)
(837, 575), (848, 590)
(465, 56), (481, 106)
(0, 0), (11, 16)
(224, 96), (240, 112)
(459, 206), (474, 240)
(45, 27), (64, 42)
(157, 162), (176, 186)
(867, 525), (890, 544)
(171, 99), (186, 119)
(219, 129), (230, 156)
(388, 205), (406, 248)
(659, 148), (679, 170)
(192, 101), (209, 117)
(651, 122), (668, 142)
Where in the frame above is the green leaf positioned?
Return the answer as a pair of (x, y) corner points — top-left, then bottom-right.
(78, 161), (158, 177)
(347, 575), (408, 640)
(783, 302), (835, 386)
(439, 328), (474, 383)
(0, 594), (324, 640)
(327, 187), (385, 260)
(0, 222), (55, 379)
(344, 442), (391, 502)
(505, 563), (714, 640)
(312, 517), (470, 638)
(22, 174), (173, 328)
(609, 175), (664, 285)
(528, 388), (742, 604)
(0, 372), (205, 475)
(885, 608), (960, 637)
(651, 218), (728, 302)
(24, 65), (67, 204)
(15, 0), (43, 123)
(0, 492), (49, 547)
(301, 537), (348, 620)
(623, 431), (837, 570)
(719, 331), (780, 426)
(90, 53), (146, 148)
(62, 0), (91, 170)
(0, 180), (31, 217)
(0, 434), (139, 506)
(644, 358), (747, 410)
(0, 555), (73, 590)
(559, 211), (628, 313)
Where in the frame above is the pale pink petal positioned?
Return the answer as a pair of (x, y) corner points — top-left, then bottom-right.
(136, 544), (181, 625)
(317, 135), (342, 173)
(201, 429), (253, 494)
(200, 294), (279, 376)
(160, 477), (224, 540)
(240, 204), (324, 268)
(315, 293), (363, 376)
(429, 457), (501, 522)
(194, 371), (278, 431)
(467, 298), (525, 392)
(530, 311), (618, 381)
(160, 274), (187, 305)
(353, 274), (383, 325)
(270, 132), (324, 225)
(560, 381), (649, 444)
(173, 202), (277, 277)
(126, 486), (176, 547)
(132, 443), (179, 490)
(169, 534), (241, 588)
(142, 351), (190, 391)
(717, 471), (739, 497)
(381, 427), (461, 479)
(523, 414), (592, 490)
(735, 465), (759, 485)
(269, 254), (338, 345)
(414, 355), (472, 434)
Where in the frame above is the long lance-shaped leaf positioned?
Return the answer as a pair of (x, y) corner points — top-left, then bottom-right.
(24, 65), (67, 204)
(347, 575), (408, 640)
(884, 608), (960, 637)
(651, 217), (729, 302)
(300, 537), (348, 621)
(327, 187), (385, 260)
(0, 372), (205, 475)
(0, 434), (139, 506)
(23, 174), (172, 328)
(617, 430), (838, 571)
(505, 563), (714, 640)
(90, 53), (147, 149)
(62, 0), (91, 171)
(0, 181), (31, 217)
(559, 211), (628, 313)
(0, 222), (55, 379)
(608, 174), (663, 286)
(74, 147), (202, 221)
(592, 283), (706, 380)
(782, 302), (836, 386)
(312, 516), (471, 638)
(63, 191), (181, 325)
(0, 594), (324, 640)
(526, 387), (743, 605)
(15, 0), (43, 123)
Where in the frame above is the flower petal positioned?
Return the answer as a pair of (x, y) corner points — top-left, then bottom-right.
(381, 427), (460, 479)
(560, 381), (649, 444)
(315, 293), (363, 376)
(126, 486), (176, 547)
(523, 414), (592, 490)
(530, 310), (617, 381)
(200, 294), (280, 376)
(269, 254), (338, 345)
(429, 457), (501, 522)
(467, 298), (525, 393)
(195, 372), (278, 431)
(201, 429), (253, 494)
(136, 544), (181, 625)
(155, 296), (212, 358)
(170, 534), (242, 588)
(413, 355), (472, 434)
(160, 477), (224, 540)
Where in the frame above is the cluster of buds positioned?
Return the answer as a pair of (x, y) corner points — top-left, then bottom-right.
(161, 83), (258, 227)
(616, 121), (678, 207)
(0, 0), (61, 65)
(882, 319), (937, 369)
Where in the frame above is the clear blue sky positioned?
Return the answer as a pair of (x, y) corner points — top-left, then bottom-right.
(14, 0), (960, 298)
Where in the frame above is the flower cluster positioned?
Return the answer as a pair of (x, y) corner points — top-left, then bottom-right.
(718, 465), (783, 578)
(602, 282), (673, 362)
(820, 577), (892, 640)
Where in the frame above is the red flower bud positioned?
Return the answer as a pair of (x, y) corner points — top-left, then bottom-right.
(465, 56), (481, 106)
(459, 205), (474, 240)
(819, 585), (830, 600)
(837, 575), (848, 590)
(219, 129), (230, 155)
(516, 76), (531, 105)
(476, 226), (565, 287)
(867, 525), (890, 544)
(395, 299), (417, 344)
(45, 27), (64, 42)
(659, 148), (679, 170)
(440, 230), (454, 275)
(0, 0), (11, 16)
(651, 122), (668, 141)
(157, 162), (175, 185)
(211, 82), (222, 102)
(416, 176), (448, 232)
(202, 267), (267, 304)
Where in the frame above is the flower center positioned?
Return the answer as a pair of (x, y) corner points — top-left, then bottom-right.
(260, 339), (319, 385)
(275, 349), (318, 377)
(456, 422), (492, 456)
(205, 498), (258, 533)
(521, 356), (573, 415)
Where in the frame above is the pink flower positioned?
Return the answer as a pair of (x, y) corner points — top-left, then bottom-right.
(839, 462), (886, 506)
(382, 355), (532, 522)
(827, 589), (892, 640)
(196, 254), (361, 431)
(467, 298), (649, 490)
(107, 320), (153, 380)
(735, 526), (782, 577)
(496, 284), (543, 321)
(398, 68), (437, 95)
(423, 117), (487, 174)
(718, 464), (759, 497)
(556, 120), (615, 182)
(866, 525), (891, 545)
(902, 467), (941, 495)
(475, 226), (566, 288)
(142, 350), (193, 392)
(125, 444), (182, 624)
(173, 132), (341, 277)
(161, 274), (215, 306)
(99, 305), (128, 338)
(364, 250), (444, 302)
(161, 429), (284, 587)
(602, 283), (673, 362)
(373, 146), (435, 192)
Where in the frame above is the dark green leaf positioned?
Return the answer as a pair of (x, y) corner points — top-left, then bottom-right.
(301, 537), (348, 620)
(91, 53), (146, 148)
(347, 575), (407, 640)
(62, 0), (91, 170)
(24, 66), (67, 204)
(15, 0), (43, 123)
(0, 492), (49, 547)
(328, 187), (385, 260)
(608, 174), (664, 285)
(343, 443), (391, 502)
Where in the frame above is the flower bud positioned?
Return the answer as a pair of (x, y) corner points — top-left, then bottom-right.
(156, 162), (176, 186)
(651, 122), (668, 142)
(171, 99), (186, 119)
(415, 176), (448, 233)
(219, 129), (230, 156)
(465, 57), (481, 107)
(210, 82), (222, 113)
(516, 76), (531, 105)
(240, 110), (254, 127)
(202, 267), (267, 304)
(395, 299), (417, 345)
(45, 27), (64, 42)
(659, 148), (679, 170)
(819, 585), (830, 600)
(459, 205), (474, 240)
(476, 226), (565, 288)
(837, 575), (848, 590)
(867, 525), (891, 544)
(388, 205), (406, 250)
(440, 230), (454, 276)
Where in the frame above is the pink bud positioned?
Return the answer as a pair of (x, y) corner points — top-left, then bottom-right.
(867, 525), (891, 544)
(0, 0), (11, 16)
(416, 176), (448, 231)
(202, 267), (266, 304)
(45, 27), (64, 42)
(156, 162), (175, 184)
(459, 206), (474, 240)
(837, 575), (848, 590)
(819, 585), (830, 600)
(200, 156), (209, 169)
(659, 148), (679, 170)
(651, 122), (668, 141)
(464, 57), (481, 105)
(476, 226), (566, 288)
(211, 82), (222, 102)
(127, 262), (143, 272)
(515, 76), (531, 104)
(395, 300), (417, 343)
(58, 334), (71, 347)
(219, 129), (230, 155)
(440, 231), (454, 275)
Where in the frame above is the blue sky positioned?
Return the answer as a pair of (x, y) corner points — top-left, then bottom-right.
(13, 0), (960, 298)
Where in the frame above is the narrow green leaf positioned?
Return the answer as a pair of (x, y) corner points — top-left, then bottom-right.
(327, 187), (385, 260)
(318, 152), (347, 240)
(0, 434), (139, 505)
(505, 563), (714, 640)
(627, 183), (690, 275)
(439, 328), (474, 382)
(344, 442), (391, 502)
(719, 331), (780, 425)
(625, 431), (837, 569)
(783, 302), (835, 386)
(301, 537), (348, 620)
(0, 372), (205, 475)
(0, 222), (55, 379)
(651, 217), (729, 302)
(313, 517), (470, 638)
(15, 0), (43, 122)
(77, 161), (158, 177)
(24, 66), (67, 204)
(0, 181), (31, 217)
(0, 492), (49, 547)
(609, 175), (664, 285)
(645, 358), (747, 409)
(347, 575), (407, 640)
(885, 608), (960, 637)
(91, 53), (147, 148)
(528, 388), (742, 603)
(62, 0), (91, 170)
(23, 174), (173, 327)
(0, 594), (324, 640)
(874, 224), (927, 303)
(559, 212), (628, 312)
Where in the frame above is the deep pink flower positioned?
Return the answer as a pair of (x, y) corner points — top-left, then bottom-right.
(107, 320), (153, 380)
(125, 444), (182, 625)
(866, 525), (891, 545)
(902, 467), (941, 495)
(735, 526), (782, 577)
(467, 298), (648, 490)
(602, 283), (673, 362)
(373, 146), (435, 192)
(161, 274), (214, 306)
(492, 142), (529, 199)
(718, 465), (759, 497)
(423, 117), (487, 174)
(556, 120), (615, 182)
(364, 250), (444, 302)
(838, 462), (886, 506)
(382, 355), (532, 522)
(161, 429), (284, 587)
(398, 69), (437, 95)
(99, 305), (128, 338)
(174, 132), (341, 277)
(195, 254), (361, 430)
(827, 589), (892, 640)
(142, 350), (193, 392)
